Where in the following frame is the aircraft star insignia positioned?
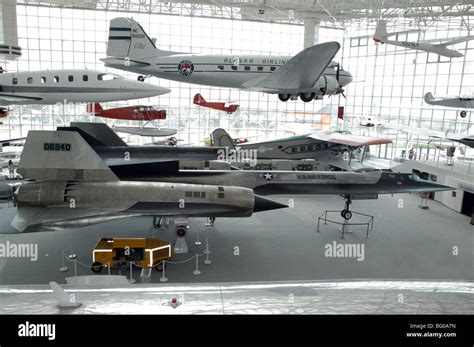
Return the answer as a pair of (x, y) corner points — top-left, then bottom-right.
(263, 172), (273, 181)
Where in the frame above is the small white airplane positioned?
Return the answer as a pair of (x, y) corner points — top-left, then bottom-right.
(112, 125), (177, 137)
(0, 69), (170, 116)
(102, 17), (352, 102)
(368, 120), (474, 148)
(373, 20), (474, 58)
(425, 92), (473, 118)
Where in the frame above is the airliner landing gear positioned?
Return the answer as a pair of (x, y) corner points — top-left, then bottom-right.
(278, 93), (291, 102)
(299, 92), (316, 102)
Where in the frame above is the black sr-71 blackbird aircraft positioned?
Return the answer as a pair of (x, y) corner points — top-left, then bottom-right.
(0, 123), (452, 233)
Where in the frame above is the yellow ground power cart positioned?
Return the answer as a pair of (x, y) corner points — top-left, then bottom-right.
(91, 237), (171, 273)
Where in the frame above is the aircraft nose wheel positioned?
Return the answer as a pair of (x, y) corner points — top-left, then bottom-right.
(341, 195), (353, 220)
(341, 210), (352, 220)
(316, 194), (375, 239)
(176, 226), (187, 237)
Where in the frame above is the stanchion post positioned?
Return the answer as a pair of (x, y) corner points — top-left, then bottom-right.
(160, 260), (168, 282)
(193, 254), (201, 275)
(129, 262), (136, 284)
(204, 238), (211, 265)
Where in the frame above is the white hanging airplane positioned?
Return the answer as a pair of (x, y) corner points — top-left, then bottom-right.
(373, 20), (474, 58)
(0, 69), (170, 116)
(101, 17), (352, 102)
(424, 92), (473, 118)
(357, 116), (474, 148)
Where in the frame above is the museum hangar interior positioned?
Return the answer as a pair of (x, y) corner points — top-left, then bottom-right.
(0, 0), (472, 315)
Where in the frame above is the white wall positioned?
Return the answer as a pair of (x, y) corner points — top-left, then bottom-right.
(392, 161), (472, 213)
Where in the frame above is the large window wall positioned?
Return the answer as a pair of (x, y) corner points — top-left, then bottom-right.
(343, 17), (473, 162)
(2, 3), (342, 145)
(1, 3), (472, 164)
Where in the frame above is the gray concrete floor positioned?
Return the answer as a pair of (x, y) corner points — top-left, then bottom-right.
(0, 193), (472, 285)
(2, 281), (473, 314)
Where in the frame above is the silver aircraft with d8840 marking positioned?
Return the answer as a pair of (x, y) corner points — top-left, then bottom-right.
(102, 17), (352, 102)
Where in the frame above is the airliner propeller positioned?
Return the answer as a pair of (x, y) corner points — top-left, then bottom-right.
(335, 63), (346, 99)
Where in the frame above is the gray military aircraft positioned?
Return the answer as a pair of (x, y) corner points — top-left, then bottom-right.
(55, 123), (451, 222)
(57, 122), (223, 168)
(9, 130), (286, 233)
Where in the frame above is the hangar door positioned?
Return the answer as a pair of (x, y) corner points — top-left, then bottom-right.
(461, 191), (474, 218)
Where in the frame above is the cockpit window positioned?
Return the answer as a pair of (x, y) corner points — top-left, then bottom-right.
(98, 73), (121, 81)
(328, 62), (343, 70)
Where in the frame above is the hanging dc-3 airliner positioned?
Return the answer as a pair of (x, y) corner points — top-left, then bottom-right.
(102, 17), (353, 102)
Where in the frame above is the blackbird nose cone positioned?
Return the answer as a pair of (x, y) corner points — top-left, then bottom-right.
(253, 195), (288, 212)
(419, 181), (453, 192)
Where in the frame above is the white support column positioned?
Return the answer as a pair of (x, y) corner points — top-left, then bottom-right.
(304, 18), (321, 48)
(0, 0), (21, 60)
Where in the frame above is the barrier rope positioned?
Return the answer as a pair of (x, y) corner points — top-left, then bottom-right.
(61, 249), (208, 269)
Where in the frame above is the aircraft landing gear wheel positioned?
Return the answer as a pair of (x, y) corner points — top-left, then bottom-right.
(299, 92), (316, 102)
(176, 226), (186, 237)
(138, 75), (145, 82)
(155, 263), (164, 272)
(278, 93), (291, 102)
(91, 262), (103, 273)
(341, 209), (352, 220)
(460, 111), (467, 118)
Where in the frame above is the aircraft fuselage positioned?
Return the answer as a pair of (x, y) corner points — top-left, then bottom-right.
(0, 69), (169, 107)
(236, 135), (347, 160)
(107, 55), (352, 97)
(112, 169), (451, 196)
(377, 38), (463, 58)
